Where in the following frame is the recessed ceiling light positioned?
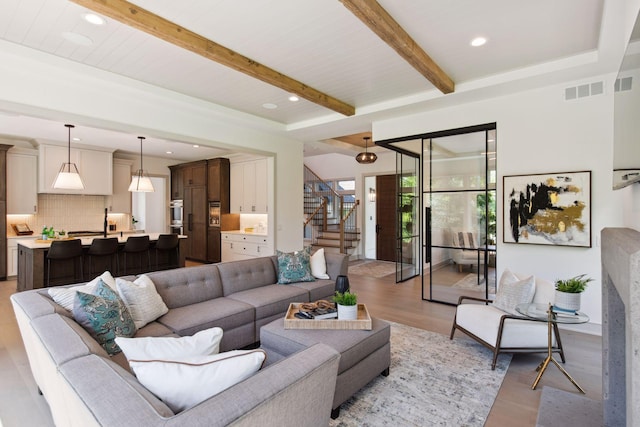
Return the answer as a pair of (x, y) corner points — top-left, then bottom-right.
(166, 151), (173, 154)
(262, 103), (278, 110)
(193, 145), (199, 148)
(83, 13), (105, 25)
(72, 137), (81, 142)
(62, 31), (93, 46)
(288, 95), (299, 102)
(470, 37), (487, 47)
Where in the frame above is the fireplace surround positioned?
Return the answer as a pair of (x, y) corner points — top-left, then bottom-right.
(601, 227), (640, 426)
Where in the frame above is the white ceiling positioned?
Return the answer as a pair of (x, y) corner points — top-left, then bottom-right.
(0, 0), (613, 160)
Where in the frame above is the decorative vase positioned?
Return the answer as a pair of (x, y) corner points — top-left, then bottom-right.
(337, 303), (358, 320)
(335, 275), (350, 294)
(554, 290), (581, 312)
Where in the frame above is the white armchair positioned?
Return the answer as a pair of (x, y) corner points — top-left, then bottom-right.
(449, 271), (565, 370)
(450, 230), (485, 272)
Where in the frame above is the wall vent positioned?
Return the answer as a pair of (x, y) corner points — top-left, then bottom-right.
(564, 80), (605, 101)
(614, 76), (633, 92)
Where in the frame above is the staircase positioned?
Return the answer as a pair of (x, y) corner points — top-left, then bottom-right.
(304, 166), (360, 254)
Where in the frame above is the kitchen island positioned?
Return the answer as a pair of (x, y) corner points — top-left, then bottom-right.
(16, 233), (187, 291)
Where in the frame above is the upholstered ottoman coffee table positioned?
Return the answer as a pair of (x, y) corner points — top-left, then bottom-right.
(260, 317), (391, 418)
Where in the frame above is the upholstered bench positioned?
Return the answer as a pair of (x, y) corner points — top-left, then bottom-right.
(260, 317), (391, 418)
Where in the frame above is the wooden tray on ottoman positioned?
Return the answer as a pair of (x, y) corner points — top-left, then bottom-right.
(284, 303), (372, 330)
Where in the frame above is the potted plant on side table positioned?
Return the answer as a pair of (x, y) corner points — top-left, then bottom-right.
(554, 274), (593, 312)
(334, 291), (358, 320)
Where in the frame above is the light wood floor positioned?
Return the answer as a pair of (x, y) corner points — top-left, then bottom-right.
(0, 267), (602, 427)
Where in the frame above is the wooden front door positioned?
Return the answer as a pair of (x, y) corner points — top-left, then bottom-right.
(376, 174), (396, 262)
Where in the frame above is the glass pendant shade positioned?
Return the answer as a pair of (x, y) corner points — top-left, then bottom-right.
(355, 136), (377, 164)
(53, 124), (85, 190)
(129, 136), (155, 192)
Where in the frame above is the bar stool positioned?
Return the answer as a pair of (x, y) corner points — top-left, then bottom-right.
(121, 235), (150, 275)
(87, 237), (119, 277)
(154, 234), (180, 270)
(46, 239), (84, 287)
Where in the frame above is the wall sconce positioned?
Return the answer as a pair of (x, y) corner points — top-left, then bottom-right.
(368, 188), (376, 202)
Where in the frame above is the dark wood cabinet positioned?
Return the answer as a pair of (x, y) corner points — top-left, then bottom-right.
(184, 161), (207, 187)
(169, 166), (184, 199)
(184, 185), (208, 261)
(170, 158), (232, 263)
(0, 144), (12, 280)
(207, 228), (221, 264)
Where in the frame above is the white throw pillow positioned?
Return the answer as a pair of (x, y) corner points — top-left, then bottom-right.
(116, 275), (169, 329)
(115, 327), (223, 360)
(492, 269), (536, 314)
(310, 248), (330, 279)
(48, 271), (116, 311)
(127, 349), (266, 412)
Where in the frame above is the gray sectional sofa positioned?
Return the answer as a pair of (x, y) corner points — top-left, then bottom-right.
(11, 253), (349, 427)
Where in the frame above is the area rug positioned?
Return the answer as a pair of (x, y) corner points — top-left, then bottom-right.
(452, 273), (496, 294)
(349, 260), (396, 278)
(535, 386), (602, 427)
(330, 322), (511, 427)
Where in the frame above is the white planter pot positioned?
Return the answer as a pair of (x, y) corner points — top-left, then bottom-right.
(554, 290), (581, 312)
(337, 304), (358, 320)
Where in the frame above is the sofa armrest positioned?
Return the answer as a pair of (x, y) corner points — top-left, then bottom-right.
(58, 344), (340, 427)
(324, 252), (349, 280)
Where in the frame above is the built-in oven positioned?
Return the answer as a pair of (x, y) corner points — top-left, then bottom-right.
(169, 225), (183, 235)
(170, 200), (183, 226)
(209, 201), (221, 227)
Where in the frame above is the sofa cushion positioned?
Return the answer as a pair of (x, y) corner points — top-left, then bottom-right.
(72, 281), (137, 355)
(116, 327), (223, 361)
(276, 247), (315, 284)
(116, 275), (169, 329)
(48, 271), (117, 311)
(157, 297), (254, 337)
(126, 349), (267, 412)
(218, 257), (278, 295)
(226, 284), (309, 320)
(310, 248), (331, 279)
(145, 264), (223, 309)
(493, 269), (536, 314)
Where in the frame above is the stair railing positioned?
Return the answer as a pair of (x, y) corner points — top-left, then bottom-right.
(304, 165), (358, 254)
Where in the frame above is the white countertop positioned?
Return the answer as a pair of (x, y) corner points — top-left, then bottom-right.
(15, 233), (186, 249)
(221, 230), (268, 237)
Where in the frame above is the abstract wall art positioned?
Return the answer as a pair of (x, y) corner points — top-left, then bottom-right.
(503, 171), (591, 247)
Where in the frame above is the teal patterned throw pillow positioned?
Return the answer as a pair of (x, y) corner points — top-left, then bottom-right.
(73, 280), (137, 355)
(277, 247), (315, 284)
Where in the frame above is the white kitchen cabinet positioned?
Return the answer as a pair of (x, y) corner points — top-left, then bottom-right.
(221, 232), (269, 262)
(7, 149), (38, 214)
(230, 158), (268, 213)
(38, 144), (113, 195)
(106, 159), (133, 213)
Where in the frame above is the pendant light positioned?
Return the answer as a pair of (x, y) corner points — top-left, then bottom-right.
(355, 136), (377, 164)
(128, 136), (155, 192)
(52, 124), (85, 189)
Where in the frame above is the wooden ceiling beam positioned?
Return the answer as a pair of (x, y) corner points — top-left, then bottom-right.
(340, 0), (455, 94)
(70, 0), (356, 116)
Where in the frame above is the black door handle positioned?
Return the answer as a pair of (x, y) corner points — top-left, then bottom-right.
(375, 224), (381, 234)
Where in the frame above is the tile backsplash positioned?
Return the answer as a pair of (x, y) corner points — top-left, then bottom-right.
(7, 194), (131, 236)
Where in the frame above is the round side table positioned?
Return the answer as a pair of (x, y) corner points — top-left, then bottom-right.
(516, 302), (589, 393)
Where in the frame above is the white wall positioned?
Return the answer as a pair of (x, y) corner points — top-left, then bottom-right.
(375, 74), (622, 329)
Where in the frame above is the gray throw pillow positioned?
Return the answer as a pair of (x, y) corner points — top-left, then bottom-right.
(492, 269), (536, 315)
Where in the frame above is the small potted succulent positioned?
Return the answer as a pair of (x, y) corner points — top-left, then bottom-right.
(554, 274), (593, 312)
(334, 291), (358, 320)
